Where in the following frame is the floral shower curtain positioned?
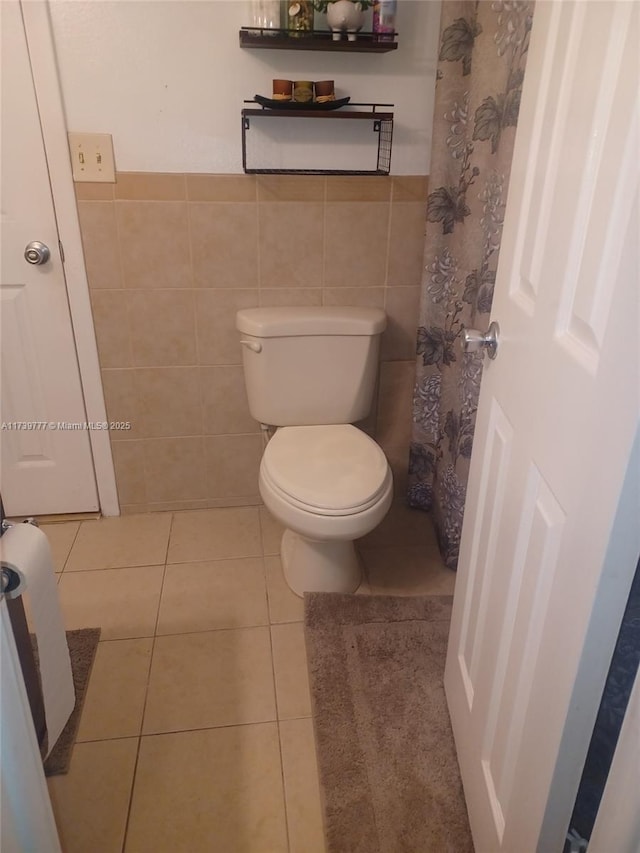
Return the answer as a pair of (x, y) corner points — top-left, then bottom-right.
(408, 0), (534, 569)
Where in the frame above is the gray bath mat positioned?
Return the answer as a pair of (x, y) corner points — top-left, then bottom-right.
(304, 593), (473, 853)
(31, 627), (101, 776)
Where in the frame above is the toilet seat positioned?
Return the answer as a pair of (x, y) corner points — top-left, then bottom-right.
(261, 425), (391, 517)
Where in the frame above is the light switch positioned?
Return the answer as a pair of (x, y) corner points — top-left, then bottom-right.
(67, 132), (116, 182)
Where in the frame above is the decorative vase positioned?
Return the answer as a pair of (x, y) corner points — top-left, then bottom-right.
(372, 0), (396, 41)
(293, 80), (314, 102)
(326, 0), (365, 42)
(250, 0), (281, 33)
(272, 79), (293, 100)
(288, 0), (314, 36)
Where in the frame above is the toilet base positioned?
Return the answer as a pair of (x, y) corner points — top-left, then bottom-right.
(281, 529), (362, 598)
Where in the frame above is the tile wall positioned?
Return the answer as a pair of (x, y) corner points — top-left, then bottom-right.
(76, 173), (427, 513)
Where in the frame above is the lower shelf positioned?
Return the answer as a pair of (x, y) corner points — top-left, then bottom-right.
(241, 104), (394, 175)
(243, 167), (391, 175)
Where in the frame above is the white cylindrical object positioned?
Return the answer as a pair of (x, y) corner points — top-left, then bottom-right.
(372, 0), (397, 41)
(0, 523), (75, 757)
(250, 0), (280, 30)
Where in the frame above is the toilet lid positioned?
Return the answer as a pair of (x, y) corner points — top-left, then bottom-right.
(262, 425), (390, 514)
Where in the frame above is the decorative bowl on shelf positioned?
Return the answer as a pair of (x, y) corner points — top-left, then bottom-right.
(253, 94), (351, 111)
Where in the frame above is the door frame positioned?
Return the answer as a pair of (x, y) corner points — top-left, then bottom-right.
(19, 1), (118, 516)
(588, 664), (640, 853)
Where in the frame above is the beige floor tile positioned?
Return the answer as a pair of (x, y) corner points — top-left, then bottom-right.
(358, 502), (439, 550)
(58, 565), (164, 639)
(77, 638), (153, 742)
(65, 513), (172, 571)
(361, 545), (456, 596)
(259, 505), (284, 555)
(280, 717), (326, 853)
(48, 737), (138, 853)
(271, 622), (311, 719)
(156, 557), (269, 634)
(125, 723), (288, 853)
(39, 521), (80, 571)
(167, 507), (261, 563)
(265, 556), (304, 624)
(143, 627), (276, 734)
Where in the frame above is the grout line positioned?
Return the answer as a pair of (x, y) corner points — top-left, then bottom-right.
(88, 635), (153, 646)
(111, 197), (189, 205)
(277, 716), (293, 853)
(258, 512), (292, 853)
(73, 734), (141, 745)
(153, 565), (169, 637)
(262, 523), (293, 853)
(120, 736), (142, 852)
(257, 510), (273, 624)
(183, 201), (203, 438)
(121, 550), (169, 852)
(162, 512), (175, 566)
(152, 623), (277, 640)
(60, 521), (83, 573)
(126, 369), (150, 506)
(133, 718), (293, 740)
(82, 631), (156, 642)
(103, 427), (264, 439)
(91, 283), (327, 292)
(111, 199), (134, 365)
(163, 551), (264, 566)
(71, 717), (317, 748)
(383, 193), (393, 288)
(62, 562), (166, 574)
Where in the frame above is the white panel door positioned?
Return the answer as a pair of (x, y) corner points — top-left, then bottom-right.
(0, 600), (61, 852)
(0, 0), (99, 516)
(445, 2), (639, 851)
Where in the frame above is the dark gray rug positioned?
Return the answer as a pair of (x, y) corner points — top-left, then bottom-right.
(31, 627), (101, 776)
(304, 593), (474, 853)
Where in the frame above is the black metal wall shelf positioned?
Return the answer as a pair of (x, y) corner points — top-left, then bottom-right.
(239, 27), (398, 53)
(241, 101), (394, 175)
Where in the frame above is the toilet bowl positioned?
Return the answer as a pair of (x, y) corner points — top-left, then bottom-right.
(259, 424), (393, 596)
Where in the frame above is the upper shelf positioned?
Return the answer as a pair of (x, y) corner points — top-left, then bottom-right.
(239, 27), (399, 53)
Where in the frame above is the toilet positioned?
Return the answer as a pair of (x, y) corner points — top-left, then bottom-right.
(236, 306), (393, 597)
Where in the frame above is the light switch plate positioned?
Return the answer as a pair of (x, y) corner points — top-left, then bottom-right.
(67, 132), (116, 182)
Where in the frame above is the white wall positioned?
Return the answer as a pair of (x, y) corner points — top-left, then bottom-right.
(48, 0), (441, 174)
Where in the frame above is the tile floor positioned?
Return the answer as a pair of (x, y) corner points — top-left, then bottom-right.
(40, 503), (454, 853)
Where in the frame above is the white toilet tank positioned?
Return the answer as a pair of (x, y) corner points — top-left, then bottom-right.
(236, 307), (386, 426)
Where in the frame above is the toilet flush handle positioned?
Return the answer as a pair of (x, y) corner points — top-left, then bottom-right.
(240, 339), (262, 354)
